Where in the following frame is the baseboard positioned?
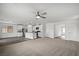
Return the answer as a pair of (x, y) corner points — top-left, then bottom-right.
(0, 36), (23, 39)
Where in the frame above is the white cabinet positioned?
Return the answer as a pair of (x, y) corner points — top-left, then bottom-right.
(25, 33), (34, 39)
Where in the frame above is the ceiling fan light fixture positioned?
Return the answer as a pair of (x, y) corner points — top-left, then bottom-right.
(36, 16), (40, 19)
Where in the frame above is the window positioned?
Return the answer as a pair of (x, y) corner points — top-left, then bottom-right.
(2, 25), (13, 33)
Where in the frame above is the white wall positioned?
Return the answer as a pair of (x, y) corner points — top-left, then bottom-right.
(45, 19), (78, 41)
(54, 24), (61, 37)
(65, 23), (77, 41)
(76, 19), (79, 41)
(54, 19), (78, 41)
(42, 24), (46, 37)
(46, 23), (54, 38)
(54, 24), (65, 39)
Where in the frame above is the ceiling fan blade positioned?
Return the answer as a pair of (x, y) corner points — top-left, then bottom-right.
(37, 11), (40, 16)
(41, 12), (47, 15)
(40, 16), (46, 18)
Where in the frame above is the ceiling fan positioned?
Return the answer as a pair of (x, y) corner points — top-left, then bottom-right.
(35, 11), (47, 19)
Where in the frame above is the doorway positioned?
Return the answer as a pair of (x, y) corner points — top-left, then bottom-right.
(54, 24), (66, 39)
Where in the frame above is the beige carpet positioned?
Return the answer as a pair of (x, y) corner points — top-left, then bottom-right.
(0, 37), (29, 46)
(0, 37), (79, 56)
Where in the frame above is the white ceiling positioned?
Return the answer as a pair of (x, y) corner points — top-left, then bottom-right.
(0, 3), (79, 24)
